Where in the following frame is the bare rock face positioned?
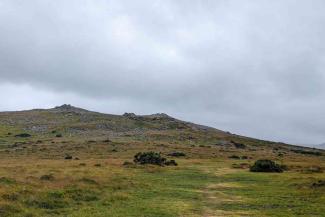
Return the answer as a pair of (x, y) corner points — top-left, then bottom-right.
(52, 104), (89, 114)
(123, 113), (137, 119)
(55, 104), (73, 110)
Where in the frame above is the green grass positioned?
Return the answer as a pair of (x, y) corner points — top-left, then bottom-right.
(0, 108), (324, 216)
(0, 160), (217, 217)
(209, 170), (325, 216)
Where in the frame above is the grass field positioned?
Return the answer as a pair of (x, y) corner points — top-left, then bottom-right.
(0, 106), (324, 216)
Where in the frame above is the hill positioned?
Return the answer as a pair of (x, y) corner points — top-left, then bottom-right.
(0, 105), (324, 217)
(315, 143), (325, 150)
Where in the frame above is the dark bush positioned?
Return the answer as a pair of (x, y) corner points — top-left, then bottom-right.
(168, 152), (186, 157)
(55, 134), (62, 138)
(134, 152), (177, 166)
(64, 154), (73, 160)
(40, 174), (55, 181)
(250, 159), (284, 173)
(94, 164), (101, 167)
(134, 152), (166, 166)
(231, 141), (246, 149)
(15, 133), (31, 138)
(0, 177), (16, 184)
(2, 193), (19, 201)
(79, 178), (98, 185)
(312, 180), (325, 188)
(123, 161), (134, 166)
(229, 155), (240, 159)
(165, 160), (178, 166)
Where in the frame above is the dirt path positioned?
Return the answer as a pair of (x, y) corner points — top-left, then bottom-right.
(201, 167), (253, 217)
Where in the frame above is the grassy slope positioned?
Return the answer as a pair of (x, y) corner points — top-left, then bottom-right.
(0, 106), (324, 216)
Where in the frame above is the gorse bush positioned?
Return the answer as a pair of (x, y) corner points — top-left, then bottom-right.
(168, 152), (186, 157)
(250, 159), (284, 173)
(134, 152), (165, 166)
(134, 152), (177, 166)
(15, 133), (31, 138)
(64, 154), (73, 160)
(231, 141), (246, 149)
(40, 174), (55, 181)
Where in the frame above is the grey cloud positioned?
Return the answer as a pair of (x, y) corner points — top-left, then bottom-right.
(1, 0), (325, 144)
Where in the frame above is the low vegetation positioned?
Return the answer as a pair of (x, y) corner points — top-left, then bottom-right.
(0, 105), (324, 216)
(250, 159), (284, 173)
(133, 152), (177, 166)
(168, 151), (186, 157)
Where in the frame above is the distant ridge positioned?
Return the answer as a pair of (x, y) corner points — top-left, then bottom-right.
(315, 143), (325, 150)
(0, 104), (323, 153)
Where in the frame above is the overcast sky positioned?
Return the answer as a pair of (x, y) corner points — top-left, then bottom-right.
(1, 0), (325, 145)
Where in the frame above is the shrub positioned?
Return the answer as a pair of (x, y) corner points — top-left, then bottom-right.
(312, 180), (325, 188)
(94, 164), (101, 167)
(134, 152), (166, 166)
(0, 177), (16, 184)
(123, 161), (134, 166)
(64, 154), (73, 160)
(79, 178), (98, 185)
(40, 174), (55, 181)
(15, 133), (31, 138)
(165, 160), (178, 166)
(250, 159), (284, 173)
(55, 134), (62, 138)
(27, 197), (67, 209)
(168, 152), (186, 157)
(231, 141), (246, 149)
(229, 155), (240, 159)
(133, 152), (177, 166)
(2, 193), (19, 201)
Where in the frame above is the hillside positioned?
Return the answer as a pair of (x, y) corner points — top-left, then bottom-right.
(0, 105), (324, 217)
(315, 143), (325, 150)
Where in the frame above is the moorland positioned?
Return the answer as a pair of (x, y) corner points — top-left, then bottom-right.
(0, 104), (324, 217)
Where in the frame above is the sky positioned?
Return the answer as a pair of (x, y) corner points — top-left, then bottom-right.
(0, 0), (325, 145)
